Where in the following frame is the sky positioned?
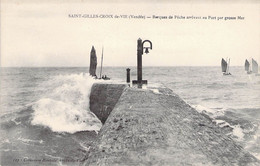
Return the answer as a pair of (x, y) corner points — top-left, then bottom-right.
(1, 0), (260, 67)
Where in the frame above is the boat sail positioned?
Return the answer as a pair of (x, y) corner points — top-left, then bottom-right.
(221, 58), (231, 75)
(245, 59), (250, 72)
(245, 58), (258, 74)
(252, 58), (258, 74)
(221, 58), (227, 73)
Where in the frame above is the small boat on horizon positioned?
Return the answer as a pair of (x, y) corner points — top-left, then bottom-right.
(221, 58), (231, 75)
(101, 75), (110, 80)
(245, 59), (250, 74)
(245, 58), (258, 74)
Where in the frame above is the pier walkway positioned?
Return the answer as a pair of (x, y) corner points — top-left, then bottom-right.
(83, 84), (259, 166)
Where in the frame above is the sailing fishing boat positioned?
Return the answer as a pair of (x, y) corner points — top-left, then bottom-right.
(252, 58), (259, 74)
(245, 59), (250, 74)
(221, 58), (231, 75)
(245, 58), (259, 74)
(99, 47), (110, 80)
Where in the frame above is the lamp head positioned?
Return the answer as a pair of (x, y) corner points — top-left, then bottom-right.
(142, 40), (152, 54)
(144, 47), (149, 54)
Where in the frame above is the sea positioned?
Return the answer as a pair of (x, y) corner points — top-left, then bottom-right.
(0, 66), (260, 165)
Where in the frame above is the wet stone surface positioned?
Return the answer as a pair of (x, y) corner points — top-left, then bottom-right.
(83, 85), (259, 166)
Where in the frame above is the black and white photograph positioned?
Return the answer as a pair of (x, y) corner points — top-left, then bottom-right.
(1, 0), (260, 165)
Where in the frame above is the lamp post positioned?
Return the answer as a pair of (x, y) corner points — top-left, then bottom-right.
(132, 38), (152, 87)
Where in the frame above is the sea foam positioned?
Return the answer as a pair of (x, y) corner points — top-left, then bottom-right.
(192, 104), (225, 118)
(192, 104), (246, 142)
(31, 73), (103, 133)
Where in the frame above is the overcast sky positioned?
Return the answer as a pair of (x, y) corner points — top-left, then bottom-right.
(1, 0), (260, 67)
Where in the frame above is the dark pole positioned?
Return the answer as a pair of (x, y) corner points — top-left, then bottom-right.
(99, 46), (104, 79)
(137, 38), (143, 82)
(126, 68), (130, 83)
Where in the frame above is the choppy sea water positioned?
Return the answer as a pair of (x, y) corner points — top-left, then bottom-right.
(0, 67), (260, 165)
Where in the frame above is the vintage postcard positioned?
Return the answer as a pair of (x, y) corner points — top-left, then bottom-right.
(1, 0), (260, 165)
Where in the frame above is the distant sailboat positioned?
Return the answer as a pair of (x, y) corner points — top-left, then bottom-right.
(221, 58), (231, 75)
(245, 59), (252, 74)
(221, 58), (227, 72)
(245, 59), (250, 73)
(245, 58), (258, 74)
(252, 58), (258, 74)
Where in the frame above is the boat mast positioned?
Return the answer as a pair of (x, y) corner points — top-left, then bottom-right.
(99, 46), (104, 79)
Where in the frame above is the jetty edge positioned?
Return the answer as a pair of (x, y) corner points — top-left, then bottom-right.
(82, 83), (259, 166)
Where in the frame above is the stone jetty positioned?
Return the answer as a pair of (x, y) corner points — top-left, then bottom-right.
(82, 83), (259, 166)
